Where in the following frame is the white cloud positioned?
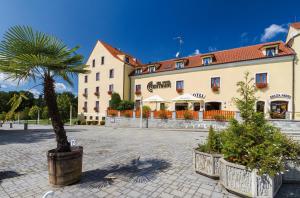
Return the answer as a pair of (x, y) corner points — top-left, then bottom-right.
(55, 82), (71, 92)
(0, 73), (27, 88)
(194, 49), (201, 55)
(208, 46), (217, 52)
(29, 89), (41, 99)
(260, 24), (287, 42)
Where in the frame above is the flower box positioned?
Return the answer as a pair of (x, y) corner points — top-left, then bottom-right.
(256, 83), (268, 89)
(194, 150), (222, 179)
(212, 86), (219, 92)
(107, 90), (112, 95)
(176, 88), (184, 93)
(82, 107), (87, 112)
(82, 93), (87, 97)
(135, 90), (141, 95)
(93, 107), (99, 112)
(94, 92), (99, 97)
(219, 158), (282, 198)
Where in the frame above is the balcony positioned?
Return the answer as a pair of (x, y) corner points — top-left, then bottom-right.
(82, 93), (88, 98)
(94, 107), (99, 112)
(82, 107), (87, 112)
(94, 92), (99, 97)
(176, 88), (184, 93)
(107, 90), (113, 95)
(135, 90), (141, 95)
(256, 82), (268, 89)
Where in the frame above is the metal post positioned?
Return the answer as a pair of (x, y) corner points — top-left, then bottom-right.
(140, 97), (143, 128)
(37, 108), (40, 125)
(70, 105), (72, 126)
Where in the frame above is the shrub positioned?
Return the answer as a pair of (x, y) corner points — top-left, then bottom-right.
(100, 120), (105, 125)
(142, 106), (151, 118)
(197, 126), (222, 154)
(109, 93), (121, 110)
(183, 110), (192, 120)
(87, 121), (98, 125)
(213, 114), (226, 122)
(124, 111), (131, 118)
(158, 110), (168, 119)
(117, 100), (134, 111)
(220, 72), (300, 176)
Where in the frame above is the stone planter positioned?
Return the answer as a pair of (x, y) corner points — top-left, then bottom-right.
(219, 158), (282, 198)
(283, 158), (300, 183)
(194, 150), (222, 179)
(47, 146), (83, 187)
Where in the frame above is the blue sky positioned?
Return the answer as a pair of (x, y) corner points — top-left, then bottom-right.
(0, 0), (299, 97)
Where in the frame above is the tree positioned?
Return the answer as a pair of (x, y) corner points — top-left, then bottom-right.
(57, 92), (73, 122)
(109, 93), (121, 110)
(0, 26), (88, 152)
(29, 105), (40, 124)
(41, 106), (49, 119)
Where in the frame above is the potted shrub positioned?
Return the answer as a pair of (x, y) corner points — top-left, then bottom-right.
(219, 72), (300, 197)
(0, 26), (88, 187)
(213, 114), (226, 122)
(194, 126), (222, 179)
(158, 110), (169, 119)
(183, 110), (193, 120)
(100, 120), (105, 125)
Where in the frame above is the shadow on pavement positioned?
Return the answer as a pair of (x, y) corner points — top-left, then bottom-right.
(0, 171), (23, 184)
(79, 158), (171, 189)
(0, 129), (85, 145)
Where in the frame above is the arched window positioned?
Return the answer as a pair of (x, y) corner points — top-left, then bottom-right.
(256, 101), (265, 113)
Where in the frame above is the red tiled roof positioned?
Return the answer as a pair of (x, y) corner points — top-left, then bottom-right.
(291, 22), (300, 29)
(132, 41), (294, 75)
(100, 40), (141, 67)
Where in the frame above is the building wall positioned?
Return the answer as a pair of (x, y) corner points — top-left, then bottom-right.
(131, 57), (294, 116)
(78, 41), (127, 119)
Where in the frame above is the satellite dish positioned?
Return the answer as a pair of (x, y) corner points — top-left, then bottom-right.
(175, 52), (180, 58)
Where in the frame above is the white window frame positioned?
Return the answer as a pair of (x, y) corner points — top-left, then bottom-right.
(175, 61), (184, 69)
(203, 57), (212, 65)
(148, 66), (156, 73)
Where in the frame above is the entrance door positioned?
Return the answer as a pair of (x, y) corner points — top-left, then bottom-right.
(193, 102), (200, 111)
(270, 101), (288, 119)
(175, 103), (188, 111)
(205, 102), (221, 111)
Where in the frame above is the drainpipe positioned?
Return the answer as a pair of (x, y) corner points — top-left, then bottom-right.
(292, 55), (296, 120)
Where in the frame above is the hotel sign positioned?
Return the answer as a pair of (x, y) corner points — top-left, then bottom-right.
(147, 81), (171, 92)
(193, 93), (206, 99)
(270, 93), (291, 100)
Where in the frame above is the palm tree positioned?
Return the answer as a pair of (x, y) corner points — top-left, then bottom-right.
(0, 26), (88, 152)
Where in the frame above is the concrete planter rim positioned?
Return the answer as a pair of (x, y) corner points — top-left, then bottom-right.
(48, 146), (83, 158)
(194, 149), (223, 157)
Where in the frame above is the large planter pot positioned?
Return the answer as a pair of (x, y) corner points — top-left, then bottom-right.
(47, 146), (83, 187)
(194, 150), (222, 179)
(283, 158), (300, 183)
(219, 158), (282, 198)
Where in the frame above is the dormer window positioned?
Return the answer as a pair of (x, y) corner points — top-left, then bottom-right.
(148, 66), (156, 73)
(266, 47), (276, 57)
(135, 68), (142, 75)
(175, 61), (184, 69)
(125, 56), (130, 63)
(203, 57), (212, 65)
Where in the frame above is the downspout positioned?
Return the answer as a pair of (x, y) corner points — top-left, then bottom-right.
(292, 55), (296, 120)
(123, 64), (125, 100)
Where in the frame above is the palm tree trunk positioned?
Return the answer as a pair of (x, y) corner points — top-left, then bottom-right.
(44, 74), (71, 152)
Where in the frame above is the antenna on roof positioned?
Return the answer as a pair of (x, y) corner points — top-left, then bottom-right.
(173, 36), (184, 58)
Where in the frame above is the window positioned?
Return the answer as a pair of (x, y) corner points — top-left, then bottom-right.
(95, 86), (99, 93)
(95, 101), (99, 111)
(256, 73), (267, 84)
(84, 88), (88, 96)
(84, 102), (87, 112)
(92, 59), (95, 67)
(109, 84), (114, 92)
(96, 72), (100, 81)
(101, 56), (105, 65)
(89, 116), (93, 120)
(203, 57), (212, 65)
(256, 101), (265, 113)
(125, 56), (130, 63)
(135, 68), (142, 75)
(136, 84), (141, 91)
(84, 75), (88, 83)
(175, 61), (184, 69)
(266, 47), (276, 57)
(148, 66), (156, 73)
(96, 116), (99, 120)
(211, 77), (220, 88)
(109, 69), (114, 78)
(176, 80), (184, 89)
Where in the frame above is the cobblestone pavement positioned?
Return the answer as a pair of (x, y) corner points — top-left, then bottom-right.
(0, 124), (299, 198)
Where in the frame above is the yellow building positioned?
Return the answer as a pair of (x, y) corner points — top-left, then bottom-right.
(78, 22), (300, 121)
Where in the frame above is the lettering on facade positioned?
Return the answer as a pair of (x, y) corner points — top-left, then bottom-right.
(147, 81), (171, 92)
(270, 94), (291, 100)
(193, 93), (206, 99)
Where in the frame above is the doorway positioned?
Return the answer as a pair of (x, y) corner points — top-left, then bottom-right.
(270, 101), (288, 119)
(205, 102), (221, 111)
(175, 103), (188, 111)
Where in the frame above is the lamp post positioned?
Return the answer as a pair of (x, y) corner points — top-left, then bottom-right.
(37, 108), (40, 125)
(69, 104), (72, 126)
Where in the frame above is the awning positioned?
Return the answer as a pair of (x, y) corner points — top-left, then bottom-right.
(172, 93), (201, 102)
(143, 95), (167, 103)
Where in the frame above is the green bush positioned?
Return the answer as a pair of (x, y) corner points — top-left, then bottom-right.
(100, 120), (105, 125)
(109, 93), (121, 110)
(87, 121), (98, 125)
(220, 72), (300, 176)
(142, 105), (151, 118)
(183, 110), (193, 120)
(117, 100), (134, 111)
(213, 114), (226, 122)
(197, 126), (222, 154)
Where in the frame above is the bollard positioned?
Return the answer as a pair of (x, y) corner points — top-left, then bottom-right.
(10, 123), (13, 128)
(24, 123), (28, 130)
(0, 122), (2, 127)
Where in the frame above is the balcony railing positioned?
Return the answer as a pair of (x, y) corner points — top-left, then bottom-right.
(256, 82), (268, 89)
(203, 110), (235, 121)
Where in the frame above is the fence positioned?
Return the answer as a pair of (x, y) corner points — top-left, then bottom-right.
(203, 110), (235, 121)
(153, 110), (173, 119)
(175, 110), (199, 120)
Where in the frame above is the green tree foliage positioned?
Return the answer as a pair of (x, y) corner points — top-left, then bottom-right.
(197, 126), (222, 154)
(28, 105), (40, 123)
(221, 72), (300, 176)
(19, 107), (30, 120)
(0, 112), (6, 121)
(109, 93), (121, 110)
(117, 100), (134, 111)
(41, 106), (49, 119)
(142, 105), (151, 118)
(57, 92), (76, 122)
